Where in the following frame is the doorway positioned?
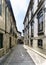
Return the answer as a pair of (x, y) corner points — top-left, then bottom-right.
(0, 33), (3, 49)
(38, 39), (43, 48)
(30, 39), (33, 47)
(9, 37), (12, 49)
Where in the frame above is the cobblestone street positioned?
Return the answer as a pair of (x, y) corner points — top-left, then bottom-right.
(2, 45), (35, 65)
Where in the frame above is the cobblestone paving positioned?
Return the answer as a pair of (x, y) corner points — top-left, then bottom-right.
(3, 44), (35, 65)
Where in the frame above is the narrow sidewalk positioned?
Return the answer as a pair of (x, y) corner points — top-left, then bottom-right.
(23, 45), (46, 65)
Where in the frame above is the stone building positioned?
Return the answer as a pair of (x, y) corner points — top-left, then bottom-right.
(23, 0), (46, 49)
(0, 0), (17, 57)
(17, 31), (21, 38)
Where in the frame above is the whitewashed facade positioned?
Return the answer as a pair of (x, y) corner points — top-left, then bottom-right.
(23, 0), (46, 49)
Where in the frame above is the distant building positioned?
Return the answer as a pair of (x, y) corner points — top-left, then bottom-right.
(17, 31), (21, 38)
(23, 0), (46, 49)
(0, 0), (17, 57)
(17, 31), (24, 44)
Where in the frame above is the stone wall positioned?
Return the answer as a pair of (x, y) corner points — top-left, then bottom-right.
(0, 0), (17, 57)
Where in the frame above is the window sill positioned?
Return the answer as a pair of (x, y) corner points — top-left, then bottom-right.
(38, 46), (43, 49)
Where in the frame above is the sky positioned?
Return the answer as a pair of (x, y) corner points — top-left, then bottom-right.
(10, 0), (30, 33)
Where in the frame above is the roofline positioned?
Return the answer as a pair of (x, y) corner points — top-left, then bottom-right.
(17, 31), (21, 34)
(6, 0), (17, 28)
(23, 0), (31, 24)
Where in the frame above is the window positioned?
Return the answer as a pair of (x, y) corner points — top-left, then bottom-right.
(38, 15), (43, 31)
(31, 10), (33, 19)
(37, 9), (44, 34)
(29, 9), (31, 21)
(10, 27), (12, 33)
(0, 33), (3, 49)
(38, 0), (41, 2)
(0, 0), (2, 15)
(31, 21), (34, 37)
(38, 39), (43, 48)
(38, 0), (41, 3)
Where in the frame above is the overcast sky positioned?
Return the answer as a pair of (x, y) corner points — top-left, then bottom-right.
(10, 0), (30, 32)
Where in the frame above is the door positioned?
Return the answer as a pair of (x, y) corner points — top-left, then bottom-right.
(0, 33), (3, 49)
(38, 39), (43, 48)
(30, 39), (33, 47)
(9, 37), (11, 49)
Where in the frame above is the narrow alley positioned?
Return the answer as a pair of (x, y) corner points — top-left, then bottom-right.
(0, 0), (46, 65)
(2, 45), (35, 65)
